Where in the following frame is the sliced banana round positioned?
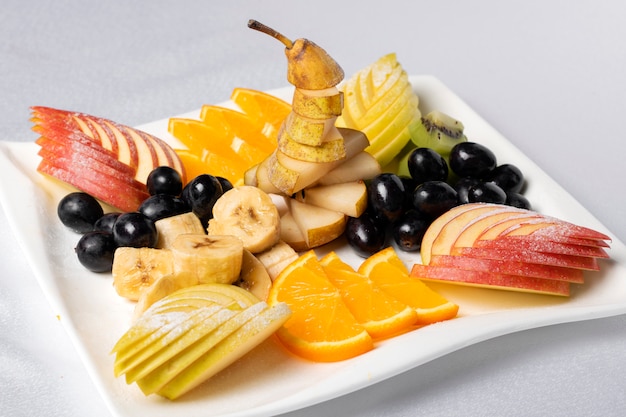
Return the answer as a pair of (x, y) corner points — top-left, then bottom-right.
(207, 186), (280, 253)
(112, 247), (174, 301)
(170, 234), (243, 285)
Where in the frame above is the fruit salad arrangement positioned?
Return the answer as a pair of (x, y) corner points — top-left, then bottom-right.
(31, 20), (612, 400)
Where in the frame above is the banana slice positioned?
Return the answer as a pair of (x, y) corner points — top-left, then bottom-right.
(112, 247), (175, 301)
(170, 234), (243, 285)
(155, 212), (205, 250)
(255, 240), (299, 280)
(207, 186), (280, 253)
(234, 249), (273, 301)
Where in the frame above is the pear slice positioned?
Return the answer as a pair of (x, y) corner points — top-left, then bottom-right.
(315, 151), (381, 186)
(154, 302), (292, 400)
(289, 198), (346, 249)
(135, 301), (267, 396)
(253, 155), (283, 194)
(284, 112), (338, 146)
(124, 306), (239, 384)
(292, 87), (343, 119)
(269, 128), (369, 194)
(279, 211), (308, 252)
(277, 125), (346, 163)
(294, 181), (367, 218)
(255, 240), (300, 280)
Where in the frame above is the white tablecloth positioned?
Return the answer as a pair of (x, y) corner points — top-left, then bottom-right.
(2, 1), (626, 416)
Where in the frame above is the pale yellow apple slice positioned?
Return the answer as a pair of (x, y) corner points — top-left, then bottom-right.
(292, 87), (343, 120)
(154, 302), (291, 400)
(133, 272), (200, 320)
(117, 305), (230, 381)
(353, 70), (411, 131)
(365, 89), (418, 154)
(279, 211), (308, 252)
(360, 54), (406, 109)
(289, 198), (346, 249)
(294, 180), (367, 218)
(171, 283), (260, 307)
(315, 151), (381, 186)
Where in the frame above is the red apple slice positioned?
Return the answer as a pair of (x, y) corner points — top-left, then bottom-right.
(452, 246), (601, 271)
(410, 264), (571, 296)
(474, 236), (610, 258)
(429, 254), (585, 283)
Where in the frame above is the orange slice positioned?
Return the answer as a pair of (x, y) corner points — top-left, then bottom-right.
(358, 247), (459, 325)
(174, 149), (245, 186)
(230, 87), (291, 140)
(200, 105), (276, 155)
(319, 252), (418, 339)
(268, 251), (373, 362)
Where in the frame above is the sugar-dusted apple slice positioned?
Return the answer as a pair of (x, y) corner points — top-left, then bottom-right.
(294, 180), (367, 218)
(118, 305), (232, 382)
(315, 150), (381, 185)
(410, 264), (571, 296)
(453, 246), (601, 271)
(474, 236), (610, 258)
(421, 203), (496, 265)
(429, 255), (585, 283)
(289, 198), (346, 249)
(452, 210), (542, 250)
(428, 204), (511, 260)
(145, 302), (291, 399)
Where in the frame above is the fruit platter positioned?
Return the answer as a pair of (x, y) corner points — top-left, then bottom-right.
(1, 20), (625, 417)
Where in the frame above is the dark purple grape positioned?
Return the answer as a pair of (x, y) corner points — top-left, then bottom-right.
(345, 212), (387, 257)
(412, 181), (458, 218)
(216, 176), (234, 193)
(93, 212), (122, 234)
(146, 166), (183, 196)
(449, 142), (497, 178)
(391, 209), (431, 252)
(506, 192), (532, 210)
(454, 177), (482, 204)
(138, 194), (189, 222)
(57, 192), (104, 234)
(407, 147), (449, 184)
(467, 182), (507, 204)
(181, 174), (224, 226)
(112, 212), (157, 248)
(487, 163), (524, 193)
(367, 173), (406, 222)
(75, 231), (117, 272)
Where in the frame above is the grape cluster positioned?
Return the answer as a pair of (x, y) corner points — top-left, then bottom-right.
(345, 142), (530, 257)
(57, 167), (232, 273)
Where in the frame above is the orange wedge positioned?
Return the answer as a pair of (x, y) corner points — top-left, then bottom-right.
(268, 251), (373, 362)
(358, 247), (459, 325)
(174, 149), (245, 186)
(200, 105), (277, 154)
(319, 252), (418, 339)
(230, 87), (291, 139)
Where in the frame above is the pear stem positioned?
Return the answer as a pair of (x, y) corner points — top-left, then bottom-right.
(248, 19), (293, 49)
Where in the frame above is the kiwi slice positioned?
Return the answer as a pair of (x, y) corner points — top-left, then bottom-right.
(409, 110), (467, 156)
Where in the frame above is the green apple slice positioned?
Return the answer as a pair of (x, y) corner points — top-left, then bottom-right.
(135, 301), (269, 396)
(114, 305), (223, 376)
(124, 306), (239, 383)
(173, 283), (260, 307)
(155, 302), (292, 400)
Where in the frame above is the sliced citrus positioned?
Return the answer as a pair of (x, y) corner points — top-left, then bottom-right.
(230, 87), (291, 140)
(174, 149), (245, 186)
(268, 251), (373, 362)
(319, 252), (418, 339)
(358, 247), (459, 325)
(200, 105), (276, 155)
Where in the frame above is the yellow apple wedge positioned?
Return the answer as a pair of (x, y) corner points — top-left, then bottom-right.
(149, 302), (292, 400)
(294, 180), (367, 218)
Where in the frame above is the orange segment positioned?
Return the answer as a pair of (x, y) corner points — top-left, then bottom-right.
(230, 87), (291, 139)
(268, 251), (373, 362)
(174, 149), (245, 186)
(319, 252), (418, 339)
(358, 248), (459, 325)
(200, 105), (277, 154)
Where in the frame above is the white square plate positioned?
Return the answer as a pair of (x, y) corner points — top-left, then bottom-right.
(1, 76), (625, 417)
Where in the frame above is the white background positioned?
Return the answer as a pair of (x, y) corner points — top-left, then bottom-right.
(1, 1), (625, 416)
